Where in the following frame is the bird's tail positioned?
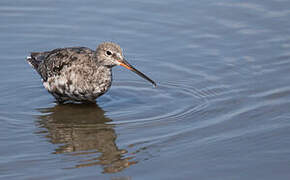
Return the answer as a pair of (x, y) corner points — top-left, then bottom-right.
(26, 52), (47, 69)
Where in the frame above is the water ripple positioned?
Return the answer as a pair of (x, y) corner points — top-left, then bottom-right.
(100, 80), (214, 125)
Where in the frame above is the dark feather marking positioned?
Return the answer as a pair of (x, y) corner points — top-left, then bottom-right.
(35, 47), (95, 81)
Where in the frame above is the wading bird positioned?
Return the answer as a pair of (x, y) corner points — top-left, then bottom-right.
(27, 42), (156, 103)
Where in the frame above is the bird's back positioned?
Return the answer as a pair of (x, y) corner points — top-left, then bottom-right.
(27, 47), (95, 81)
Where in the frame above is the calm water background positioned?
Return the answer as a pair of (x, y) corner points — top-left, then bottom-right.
(1, 0), (290, 179)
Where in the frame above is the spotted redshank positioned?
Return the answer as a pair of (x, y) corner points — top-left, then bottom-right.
(27, 42), (156, 103)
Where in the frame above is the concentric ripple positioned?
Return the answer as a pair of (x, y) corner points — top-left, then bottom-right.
(99, 80), (210, 125)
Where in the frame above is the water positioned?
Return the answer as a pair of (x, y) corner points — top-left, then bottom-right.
(1, 0), (290, 179)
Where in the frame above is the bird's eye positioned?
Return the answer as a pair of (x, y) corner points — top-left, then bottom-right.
(106, 51), (112, 56)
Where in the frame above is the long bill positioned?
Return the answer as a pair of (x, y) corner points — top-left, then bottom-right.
(117, 59), (157, 87)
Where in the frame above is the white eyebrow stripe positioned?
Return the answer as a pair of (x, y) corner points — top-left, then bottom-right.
(115, 53), (123, 60)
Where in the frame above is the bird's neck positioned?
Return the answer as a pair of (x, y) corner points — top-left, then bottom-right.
(96, 65), (112, 80)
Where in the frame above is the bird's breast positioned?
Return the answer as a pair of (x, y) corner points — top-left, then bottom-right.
(43, 65), (112, 101)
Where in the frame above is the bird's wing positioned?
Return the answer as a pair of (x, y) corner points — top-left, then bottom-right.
(32, 47), (95, 81)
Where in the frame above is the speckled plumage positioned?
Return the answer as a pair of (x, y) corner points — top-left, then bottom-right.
(27, 42), (156, 103)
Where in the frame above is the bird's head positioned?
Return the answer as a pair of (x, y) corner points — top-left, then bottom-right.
(96, 42), (156, 86)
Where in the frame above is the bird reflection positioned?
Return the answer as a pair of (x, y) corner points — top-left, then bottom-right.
(36, 103), (137, 173)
